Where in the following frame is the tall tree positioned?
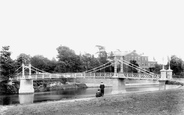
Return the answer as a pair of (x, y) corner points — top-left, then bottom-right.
(56, 45), (82, 72)
(168, 55), (184, 75)
(15, 53), (31, 70)
(96, 45), (108, 64)
(0, 46), (15, 81)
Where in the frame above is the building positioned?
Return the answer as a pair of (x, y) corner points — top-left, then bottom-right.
(148, 61), (157, 68)
(112, 50), (157, 69)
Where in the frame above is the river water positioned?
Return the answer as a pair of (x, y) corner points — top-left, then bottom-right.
(0, 81), (180, 106)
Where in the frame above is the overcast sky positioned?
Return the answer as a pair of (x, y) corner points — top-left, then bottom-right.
(0, 0), (184, 64)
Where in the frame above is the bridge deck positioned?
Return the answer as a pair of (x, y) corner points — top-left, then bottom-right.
(13, 72), (160, 81)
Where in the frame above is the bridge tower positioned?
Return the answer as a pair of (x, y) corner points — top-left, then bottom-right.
(159, 58), (173, 90)
(111, 54), (126, 94)
(166, 61), (173, 79)
(159, 64), (167, 90)
(19, 63), (34, 94)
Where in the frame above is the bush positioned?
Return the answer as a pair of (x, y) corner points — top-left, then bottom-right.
(165, 80), (184, 86)
(0, 81), (19, 95)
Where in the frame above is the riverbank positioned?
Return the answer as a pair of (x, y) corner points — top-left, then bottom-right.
(2, 86), (184, 115)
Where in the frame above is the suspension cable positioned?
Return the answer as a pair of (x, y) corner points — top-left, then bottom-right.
(31, 66), (50, 74)
(117, 59), (156, 76)
(15, 66), (22, 72)
(87, 63), (114, 73)
(23, 65), (50, 75)
(118, 59), (150, 73)
(117, 59), (151, 73)
(84, 61), (113, 73)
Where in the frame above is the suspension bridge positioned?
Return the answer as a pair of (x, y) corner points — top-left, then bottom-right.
(14, 59), (160, 80)
(13, 55), (172, 94)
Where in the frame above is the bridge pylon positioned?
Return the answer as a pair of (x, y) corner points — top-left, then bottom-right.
(159, 64), (173, 90)
(111, 55), (126, 94)
(19, 63), (34, 94)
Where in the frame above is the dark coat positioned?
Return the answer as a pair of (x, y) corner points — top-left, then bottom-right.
(100, 84), (105, 90)
(100, 84), (105, 95)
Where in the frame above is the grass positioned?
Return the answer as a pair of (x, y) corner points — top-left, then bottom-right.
(2, 86), (184, 115)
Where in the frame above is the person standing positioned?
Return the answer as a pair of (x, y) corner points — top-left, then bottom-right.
(100, 82), (105, 96)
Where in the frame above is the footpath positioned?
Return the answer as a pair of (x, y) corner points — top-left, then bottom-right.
(1, 86), (184, 115)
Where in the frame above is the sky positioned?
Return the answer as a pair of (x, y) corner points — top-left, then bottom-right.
(0, 0), (184, 64)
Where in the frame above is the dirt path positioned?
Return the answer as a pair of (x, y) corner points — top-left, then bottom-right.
(2, 87), (184, 115)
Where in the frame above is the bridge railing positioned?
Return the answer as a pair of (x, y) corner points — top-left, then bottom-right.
(118, 73), (160, 80)
(13, 72), (160, 81)
(81, 72), (114, 79)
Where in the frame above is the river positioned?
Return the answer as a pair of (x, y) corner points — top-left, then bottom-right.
(0, 80), (180, 106)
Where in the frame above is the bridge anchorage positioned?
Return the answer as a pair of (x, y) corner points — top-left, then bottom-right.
(14, 55), (172, 94)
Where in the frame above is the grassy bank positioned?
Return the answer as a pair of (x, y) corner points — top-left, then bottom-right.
(2, 86), (184, 115)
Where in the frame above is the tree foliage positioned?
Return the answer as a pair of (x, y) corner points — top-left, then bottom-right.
(169, 55), (184, 75)
(81, 53), (100, 71)
(0, 46), (15, 81)
(0, 46), (17, 94)
(15, 53), (31, 70)
(128, 60), (139, 73)
(56, 45), (83, 72)
(31, 55), (57, 73)
(96, 45), (108, 64)
(152, 64), (162, 74)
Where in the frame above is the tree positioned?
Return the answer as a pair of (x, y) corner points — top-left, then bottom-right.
(81, 53), (100, 71)
(0, 46), (16, 81)
(0, 46), (17, 94)
(56, 45), (82, 72)
(54, 61), (66, 73)
(152, 64), (162, 74)
(128, 60), (139, 73)
(168, 55), (184, 75)
(31, 55), (57, 73)
(15, 53), (31, 71)
(96, 45), (108, 64)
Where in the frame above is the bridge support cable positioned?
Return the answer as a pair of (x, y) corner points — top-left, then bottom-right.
(84, 61), (113, 73)
(117, 59), (159, 78)
(118, 59), (153, 74)
(30, 66), (50, 74)
(15, 66), (22, 73)
(88, 63), (114, 73)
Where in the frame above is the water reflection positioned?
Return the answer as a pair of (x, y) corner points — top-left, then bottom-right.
(0, 95), (19, 105)
(2, 96), (11, 105)
(19, 94), (34, 104)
